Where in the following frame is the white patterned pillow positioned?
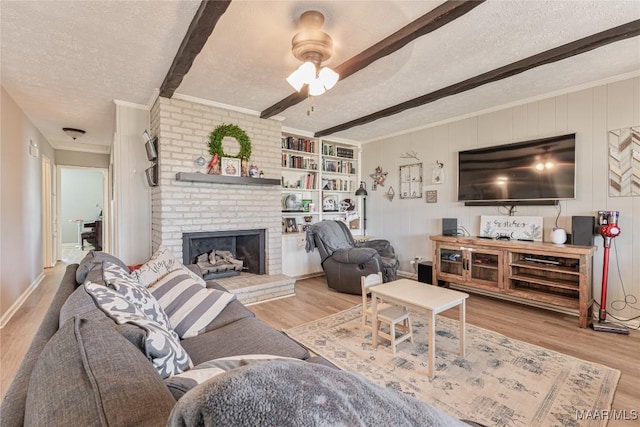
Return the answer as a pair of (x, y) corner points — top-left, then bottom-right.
(101, 261), (173, 332)
(84, 281), (193, 379)
(132, 245), (206, 288)
(149, 268), (236, 339)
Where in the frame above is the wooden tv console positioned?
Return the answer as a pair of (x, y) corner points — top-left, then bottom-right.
(430, 236), (595, 328)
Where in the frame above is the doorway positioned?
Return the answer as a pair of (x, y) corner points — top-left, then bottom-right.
(56, 166), (109, 264)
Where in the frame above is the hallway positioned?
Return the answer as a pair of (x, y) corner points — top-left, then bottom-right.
(60, 243), (93, 265)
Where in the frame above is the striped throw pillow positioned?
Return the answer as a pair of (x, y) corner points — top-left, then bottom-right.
(149, 268), (236, 339)
(164, 354), (302, 400)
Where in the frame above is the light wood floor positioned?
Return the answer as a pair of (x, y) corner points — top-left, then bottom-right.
(2, 265), (638, 426)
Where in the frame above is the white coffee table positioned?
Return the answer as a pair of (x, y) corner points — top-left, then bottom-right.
(370, 278), (469, 377)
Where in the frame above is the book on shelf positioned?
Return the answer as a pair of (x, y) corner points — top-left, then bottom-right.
(322, 178), (352, 191)
(282, 154), (317, 170)
(336, 160), (356, 174)
(322, 144), (354, 159)
(336, 147), (354, 159)
(322, 144), (335, 156)
(282, 136), (315, 153)
(303, 173), (316, 190)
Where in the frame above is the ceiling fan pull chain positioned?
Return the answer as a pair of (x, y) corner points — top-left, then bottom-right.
(306, 95), (315, 116)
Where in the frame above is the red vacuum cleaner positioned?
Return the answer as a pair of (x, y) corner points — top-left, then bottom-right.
(591, 210), (628, 334)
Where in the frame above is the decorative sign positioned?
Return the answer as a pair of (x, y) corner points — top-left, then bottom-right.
(425, 190), (438, 203)
(608, 126), (639, 197)
(480, 216), (543, 241)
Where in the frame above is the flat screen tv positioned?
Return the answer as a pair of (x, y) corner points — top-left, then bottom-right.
(457, 133), (576, 205)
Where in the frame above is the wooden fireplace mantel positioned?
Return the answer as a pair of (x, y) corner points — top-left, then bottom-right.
(175, 172), (280, 186)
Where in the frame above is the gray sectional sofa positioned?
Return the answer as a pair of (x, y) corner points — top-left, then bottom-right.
(1, 251), (475, 427)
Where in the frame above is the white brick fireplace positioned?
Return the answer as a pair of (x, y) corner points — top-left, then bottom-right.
(150, 96), (284, 276)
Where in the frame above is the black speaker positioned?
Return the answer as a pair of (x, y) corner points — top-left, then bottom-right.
(571, 216), (595, 246)
(417, 262), (446, 286)
(442, 218), (458, 236)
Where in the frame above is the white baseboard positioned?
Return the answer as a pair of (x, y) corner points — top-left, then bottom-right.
(397, 270), (417, 279)
(245, 293), (296, 306)
(0, 272), (45, 328)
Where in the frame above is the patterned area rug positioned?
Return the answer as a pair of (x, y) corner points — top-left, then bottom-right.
(284, 305), (620, 427)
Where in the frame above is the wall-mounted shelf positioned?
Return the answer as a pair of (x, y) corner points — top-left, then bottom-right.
(175, 172), (280, 186)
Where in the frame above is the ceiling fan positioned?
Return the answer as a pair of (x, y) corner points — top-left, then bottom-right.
(286, 10), (339, 96)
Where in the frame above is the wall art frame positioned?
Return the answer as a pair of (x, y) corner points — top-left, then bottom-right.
(399, 162), (422, 199)
(221, 157), (241, 177)
(608, 125), (639, 197)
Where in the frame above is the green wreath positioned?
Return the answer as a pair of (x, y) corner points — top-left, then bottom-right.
(208, 123), (252, 159)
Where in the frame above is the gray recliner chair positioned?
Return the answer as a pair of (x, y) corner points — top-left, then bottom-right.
(305, 220), (399, 295)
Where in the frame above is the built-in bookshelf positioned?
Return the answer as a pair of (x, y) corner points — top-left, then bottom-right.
(281, 135), (320, 236)
(320, 141), (358, 229)
(281, 134), (360, 233)
(281, 134), (361, 278)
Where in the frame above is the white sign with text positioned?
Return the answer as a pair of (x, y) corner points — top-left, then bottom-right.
(480, 216), (543, 241)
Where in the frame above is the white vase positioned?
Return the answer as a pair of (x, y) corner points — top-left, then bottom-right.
(550, 228), (567, 244)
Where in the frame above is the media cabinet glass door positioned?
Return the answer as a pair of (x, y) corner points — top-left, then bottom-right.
(436, 244), (502, 288)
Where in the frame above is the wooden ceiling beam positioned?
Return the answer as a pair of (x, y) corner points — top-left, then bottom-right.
(315, 19), (640, 138)
(260, 0), (485, 119)
(159, 0), (232, 98)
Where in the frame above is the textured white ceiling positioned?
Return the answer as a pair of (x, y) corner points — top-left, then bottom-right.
(1, 0), (639, 149)
(1, 0), (200, 149)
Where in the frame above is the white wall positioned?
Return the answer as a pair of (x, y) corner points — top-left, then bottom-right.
(55, 150), (110, 169)
(363, 77), (640, 323)
(112, 102), (151, 265)
(0, 87), (54, 322)
(60, 168), (104, 244)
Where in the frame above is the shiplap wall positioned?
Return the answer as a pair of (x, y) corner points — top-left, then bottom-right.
(112, 102), (151, 265)
(363, 77), (639, 324)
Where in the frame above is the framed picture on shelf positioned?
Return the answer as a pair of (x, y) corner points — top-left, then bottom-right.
(324, 160), (337, 173)
(285, 217), (297, 233)
(282, 193), (303, 212)
(301, 199), (312, 212)
(221, 157), (241, 177)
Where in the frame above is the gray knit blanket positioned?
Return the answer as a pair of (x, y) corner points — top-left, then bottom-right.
(166, 360), (469, 427)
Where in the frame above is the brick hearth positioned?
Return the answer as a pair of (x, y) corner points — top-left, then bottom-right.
(212, 273), (295, 305)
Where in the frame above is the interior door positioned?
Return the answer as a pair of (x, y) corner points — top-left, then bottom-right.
(41, 156), (55, 267)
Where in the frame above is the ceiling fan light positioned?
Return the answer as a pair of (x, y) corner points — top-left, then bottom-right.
(319, 67), (339, 90)
(308, 78), (326, 96)
(298, 61), (316, 84)
(286, 69), (305, 92)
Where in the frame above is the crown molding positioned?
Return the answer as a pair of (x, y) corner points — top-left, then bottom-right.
(172, 92), (285, 122)
(147, 88), (160, 110)
(113, 99), (148, 110)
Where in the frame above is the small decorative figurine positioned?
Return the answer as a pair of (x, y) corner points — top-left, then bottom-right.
(241, 158), (248, 177)
(370, 166), (388, 187)
(207, 154), (220, 175)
